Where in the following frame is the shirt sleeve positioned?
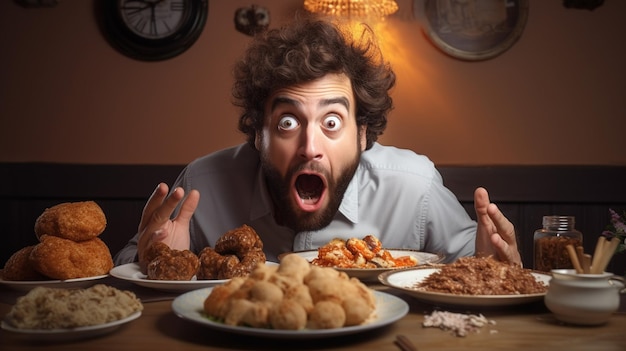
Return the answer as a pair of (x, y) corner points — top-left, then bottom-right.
(421, 169), (477, 263)
(112, 232), (140, 265)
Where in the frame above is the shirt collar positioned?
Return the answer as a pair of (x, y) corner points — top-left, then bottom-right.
(337, 168), (360, 223)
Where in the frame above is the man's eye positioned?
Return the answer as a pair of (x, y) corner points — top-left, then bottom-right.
(278, 116), (299, 130)
(323, 115), (342, 131)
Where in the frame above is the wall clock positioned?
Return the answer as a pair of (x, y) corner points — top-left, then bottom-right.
(415, 0), (529, 61)
(100, 0), (209, 61)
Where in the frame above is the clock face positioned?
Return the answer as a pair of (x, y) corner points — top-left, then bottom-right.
(119, 0), (187, 39)
(100, 0), (209, 61)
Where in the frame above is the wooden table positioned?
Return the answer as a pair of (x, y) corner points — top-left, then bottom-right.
(1, 277), (625, 351)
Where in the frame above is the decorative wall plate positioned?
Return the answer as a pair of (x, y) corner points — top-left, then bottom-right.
(417, 0), (529, 61)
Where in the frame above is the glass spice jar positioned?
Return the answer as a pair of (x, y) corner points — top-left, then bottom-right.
(533, 216), (583, 272)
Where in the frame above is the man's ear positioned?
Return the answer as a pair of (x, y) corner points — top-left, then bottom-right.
(359, 125), (367, 151)
(254, 132), (262, 151)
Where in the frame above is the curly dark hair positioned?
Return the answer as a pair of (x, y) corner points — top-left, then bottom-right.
(232, 15), (396, 150)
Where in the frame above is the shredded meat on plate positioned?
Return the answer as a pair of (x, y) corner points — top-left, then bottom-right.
(414, 256), (547, 295)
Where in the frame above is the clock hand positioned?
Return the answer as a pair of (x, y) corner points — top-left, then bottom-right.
(149, 3), (157, 36)
(121, 1), (151, 16)
(148, 0), (166, 37)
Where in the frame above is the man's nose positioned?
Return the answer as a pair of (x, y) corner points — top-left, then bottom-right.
(298, 125), (323, 161)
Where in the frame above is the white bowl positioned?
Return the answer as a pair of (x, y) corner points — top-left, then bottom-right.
(545, 269), (625, 325)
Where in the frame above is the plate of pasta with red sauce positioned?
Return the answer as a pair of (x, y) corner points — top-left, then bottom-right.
(280, 235), (444, 282)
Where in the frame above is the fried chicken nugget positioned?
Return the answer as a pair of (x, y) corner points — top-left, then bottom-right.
(146, 247), (200, 281)
(1, 246), (47, 281)
(196, 225), (267, 280)
(341, 279), (376, 326)
(139, 240), (171, 274)
(306, 266), (375, 326)
(309, 300), (346, 329)
(30, 235), (114, 280)
(269, 299), (307, 330)
(203, 277), (246, 319)
(225, 299), (269, 327)
(143, 241), (171, 264)
(34, 201), (107, 242)
(197, 247), (228, 279)
(277, 253), (311, 282)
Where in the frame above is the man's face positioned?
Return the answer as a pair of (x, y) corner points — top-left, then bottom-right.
(256, 73), (367, 232)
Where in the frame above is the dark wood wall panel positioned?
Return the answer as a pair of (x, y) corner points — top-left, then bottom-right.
(1, 163), (624, 275)
(0, 163), (184, 266)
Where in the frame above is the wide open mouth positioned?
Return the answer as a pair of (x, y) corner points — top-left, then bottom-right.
(295, 174), (325, 201)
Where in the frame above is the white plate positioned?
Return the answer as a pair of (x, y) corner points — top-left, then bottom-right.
(172, 287), (409, 339)
(110, 262), (278, 293)
(1, 311), (141, 341)
(280, 249), (444, 282)
(0, 275), (109, 292)
(379, 267), (552, 307)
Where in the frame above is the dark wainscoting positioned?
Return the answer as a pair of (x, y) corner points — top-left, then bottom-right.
(0, 163), (184, 269)
(1, 163), (625, 275)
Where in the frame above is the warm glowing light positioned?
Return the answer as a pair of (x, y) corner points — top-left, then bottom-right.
(303, 0), (398, 19)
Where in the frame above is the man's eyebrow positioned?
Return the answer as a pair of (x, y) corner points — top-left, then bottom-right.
(270, 96), (299, 112)
(270, 96), (350, 112)
(319, 97), (350, 110)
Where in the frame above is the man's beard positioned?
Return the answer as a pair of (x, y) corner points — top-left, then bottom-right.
(261, 150), (361, 233)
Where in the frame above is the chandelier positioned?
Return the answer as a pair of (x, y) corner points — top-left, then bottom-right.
(303, 0), (399, 19)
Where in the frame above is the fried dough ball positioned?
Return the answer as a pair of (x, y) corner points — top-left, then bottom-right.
(283, 284), (314, 313)
(30, 235), (113, 280)
(269, 299), (307, 330)
(304, 265), (346, 284)
(309, 300), (346, 329)
(146, 242), (200, 280)
(203, 254), (376, 330)
(307, 267), (375, 326)
(197, 225), (266, 279)
(225, 299), (269, 328)
(341, 279), (377, 326)
(307, 273), (347, 303)
(277, 253), (311, 282)
(34, 201), (106, 242)
(267, 272), (301, 292)
(250, 281), (284, 305)
(204, 277), (246, 319)
(1, 246), (47, 281)
(248, 262), (279, 281)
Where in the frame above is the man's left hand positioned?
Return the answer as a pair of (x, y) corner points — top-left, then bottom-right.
(474, 187), (522, 266)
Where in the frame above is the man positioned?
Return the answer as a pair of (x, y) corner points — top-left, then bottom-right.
(114, 16), (521, 267)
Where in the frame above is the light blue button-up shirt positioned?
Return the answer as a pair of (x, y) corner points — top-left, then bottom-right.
(114, 143), (476, 265)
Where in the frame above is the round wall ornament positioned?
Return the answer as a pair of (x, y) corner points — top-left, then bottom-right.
(417, 0), (529, 61)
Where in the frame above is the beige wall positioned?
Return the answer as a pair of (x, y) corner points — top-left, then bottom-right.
(1, 0), (624, 166)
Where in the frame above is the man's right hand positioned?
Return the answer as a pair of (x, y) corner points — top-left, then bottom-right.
(137, 183), (200, 270)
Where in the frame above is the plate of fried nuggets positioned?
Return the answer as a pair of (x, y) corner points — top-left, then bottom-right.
(172, 254), (409, 338)
(0, 201), (114, 291)
(110, 225), (278, 293)
(110, 262), (279, 293)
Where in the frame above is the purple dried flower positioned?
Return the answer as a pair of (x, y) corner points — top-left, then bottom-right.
(604, 209), (626, 254)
